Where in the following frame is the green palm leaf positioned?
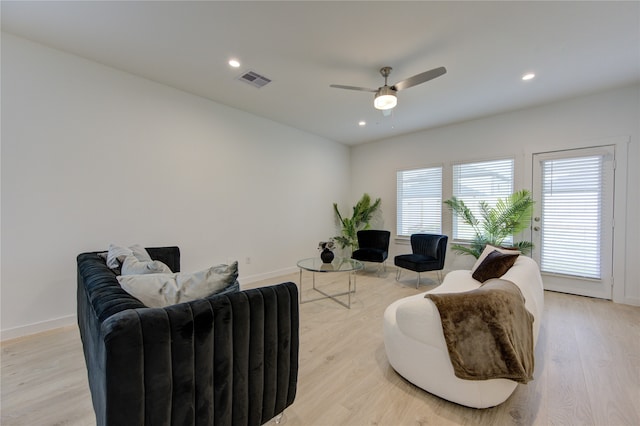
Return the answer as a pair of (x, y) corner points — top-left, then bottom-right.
(445, 189), (535, 258)
(334, 193), (382, 250)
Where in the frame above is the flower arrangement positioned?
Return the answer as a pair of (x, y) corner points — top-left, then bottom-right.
(318, 239), (335, 252)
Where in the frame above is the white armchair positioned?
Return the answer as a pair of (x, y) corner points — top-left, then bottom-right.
(383, 255), (544, 408)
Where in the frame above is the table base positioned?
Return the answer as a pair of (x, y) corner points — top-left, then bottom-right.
(299, 268), (357, 309)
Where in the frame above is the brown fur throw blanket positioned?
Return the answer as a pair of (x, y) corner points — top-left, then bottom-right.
(426, 280), (535, 384)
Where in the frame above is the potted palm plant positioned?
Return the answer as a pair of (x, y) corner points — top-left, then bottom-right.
(444, 189), (534, 258)
(333, 193), (381, 252)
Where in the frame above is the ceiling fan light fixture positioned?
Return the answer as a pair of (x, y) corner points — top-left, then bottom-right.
(374, 86), (397, 110)
(331, 65), (445, 111)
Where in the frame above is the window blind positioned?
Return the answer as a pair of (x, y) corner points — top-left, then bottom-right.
(452, 158), (514, 241)
(396, 166), (442, 237)
(540, 155), (603, 279)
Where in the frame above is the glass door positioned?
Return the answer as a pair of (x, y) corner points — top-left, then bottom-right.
(531, 146), (615, 299)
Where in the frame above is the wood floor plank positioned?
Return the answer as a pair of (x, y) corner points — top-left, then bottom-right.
(544, 294), (596, 426)
(574, 297), (640, 425)
(2, 269), (639, 425)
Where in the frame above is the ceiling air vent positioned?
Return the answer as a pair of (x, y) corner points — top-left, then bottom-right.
(237, 70), (272, 88)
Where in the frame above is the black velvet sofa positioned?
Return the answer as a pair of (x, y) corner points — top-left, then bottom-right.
(77, 246), (299, 426)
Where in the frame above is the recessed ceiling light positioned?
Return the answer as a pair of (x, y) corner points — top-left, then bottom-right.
(228, 59), (241, 68)
(358, 121), (366, 126)
(522, 73), (535, 81)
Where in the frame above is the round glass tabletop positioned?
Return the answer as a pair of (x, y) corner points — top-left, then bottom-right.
(297, 257), (363, 273)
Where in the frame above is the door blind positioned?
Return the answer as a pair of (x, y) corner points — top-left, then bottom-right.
(396, 166), (442, 237)
(540, 155), (603, 279)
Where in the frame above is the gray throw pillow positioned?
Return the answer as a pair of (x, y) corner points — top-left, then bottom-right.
(117, 261), (239, 308)
(120, 254), (172, 275)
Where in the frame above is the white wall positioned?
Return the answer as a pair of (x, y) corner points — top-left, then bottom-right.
(1, 34), (351, 339)
(3, 33), (638, 340)
(351, 84), (640, 305)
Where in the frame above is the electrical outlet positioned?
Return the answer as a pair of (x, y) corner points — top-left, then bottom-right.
(245, 257), (251, 264)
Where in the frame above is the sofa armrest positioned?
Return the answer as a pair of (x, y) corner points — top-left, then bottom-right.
(95, 282), (299, 426)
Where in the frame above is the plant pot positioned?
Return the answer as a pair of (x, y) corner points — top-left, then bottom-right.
(320, 248), (334, 264)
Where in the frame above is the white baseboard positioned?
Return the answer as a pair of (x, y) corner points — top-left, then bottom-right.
(239, 266), (299, 286)
(621, 296), (640, 307)
(1, 314), (77, 342)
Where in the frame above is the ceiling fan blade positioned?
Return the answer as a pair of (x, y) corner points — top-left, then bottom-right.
(392, 66), (447, 91)
(329, 84), (377, 92)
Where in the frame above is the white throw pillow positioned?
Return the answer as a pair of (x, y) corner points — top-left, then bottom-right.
(129, 244), (153, 262)
(106, 243), (154, 269)
(106, 244), (133, 269)
(120, 254), (172, 275)
(471, 244), (521, 273)
(117, 261), (239, 308)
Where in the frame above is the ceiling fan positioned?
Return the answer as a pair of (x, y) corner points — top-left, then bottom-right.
(330, 66), (447, 111)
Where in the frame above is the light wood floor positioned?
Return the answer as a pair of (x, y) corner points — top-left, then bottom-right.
(2, 268), (639, 426)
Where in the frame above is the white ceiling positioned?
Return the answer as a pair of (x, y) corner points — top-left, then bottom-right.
(2, 1), (639, 145)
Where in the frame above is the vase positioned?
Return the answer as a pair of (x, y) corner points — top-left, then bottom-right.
(320, 248), (334, 264)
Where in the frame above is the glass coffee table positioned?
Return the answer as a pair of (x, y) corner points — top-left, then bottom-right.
(297, 257), (363, 309)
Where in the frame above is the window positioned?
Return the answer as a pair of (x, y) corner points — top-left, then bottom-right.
(396, 166), (442, 237)
(452, 158), (514, 241)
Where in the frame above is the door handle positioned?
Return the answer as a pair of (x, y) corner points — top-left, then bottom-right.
(533, 226), (540, 231)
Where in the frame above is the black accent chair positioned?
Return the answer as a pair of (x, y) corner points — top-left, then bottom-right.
(351, 230), (390, 274)
(394, 234), (448, 288)
(77, 246), (298, 426)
